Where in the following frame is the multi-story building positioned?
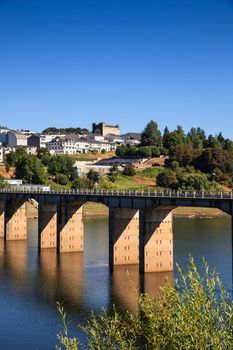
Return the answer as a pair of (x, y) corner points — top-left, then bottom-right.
(46, 137), (78, 155)
(76, 138), (90, 154)
(28, 133), (66, 148)
(7, 131), (28, 147)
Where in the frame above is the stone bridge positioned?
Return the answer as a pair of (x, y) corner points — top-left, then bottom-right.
(0, 188), (232, 273)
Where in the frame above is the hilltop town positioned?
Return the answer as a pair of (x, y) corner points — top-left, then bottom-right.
(1, 120), (233, 196)
(0, 122), (140, 161)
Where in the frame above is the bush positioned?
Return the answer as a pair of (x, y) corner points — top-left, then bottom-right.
(72, 177), (93, 190)
(55, 174), (69, 186)
(56, 258), (233, 350)
(156, 170), (178, 188)
(115, 145), (165, 158)
(178, 172), (210, 191)
(86, 170), (100, 184)
(170, 161), (180, 170)
(123, 164), (136, 176)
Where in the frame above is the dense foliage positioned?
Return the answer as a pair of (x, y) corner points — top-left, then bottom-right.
(156, 165), (213, 191)
(56, 258), (233, 350)
(116, 120), (233, 188)
(5, 149), (48, 184)
(116, 144), (168, 158)
(4, 149), (78, 186)
(42, 127), (89, 134)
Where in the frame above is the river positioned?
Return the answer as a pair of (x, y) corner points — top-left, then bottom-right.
(0, 215), (232, 349)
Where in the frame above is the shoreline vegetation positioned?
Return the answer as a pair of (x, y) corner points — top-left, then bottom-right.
(56, 258), (233, 350)
(26, 201), (227, 219)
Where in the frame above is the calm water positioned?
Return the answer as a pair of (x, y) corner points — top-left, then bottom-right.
(0, 215), (232, 350)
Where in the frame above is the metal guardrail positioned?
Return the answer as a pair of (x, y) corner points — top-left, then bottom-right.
(0, 188), (232, 199)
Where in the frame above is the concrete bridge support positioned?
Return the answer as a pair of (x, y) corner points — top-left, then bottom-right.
(109, 208), (139, 266)
(0, 201), (5, 238)
(5, 200), (27, 240)
(140, 206), (173, 273)
(38, 203), (57, 250)
(59, 202), (84, 252)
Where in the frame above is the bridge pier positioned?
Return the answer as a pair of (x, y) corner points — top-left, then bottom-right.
(0, 201), (5, 238)
(59, 202), (84, 253)
(38, 203), (57, 250)
(139, 206), (173, 273)
(5, 200), (27, 241)
(109, 208), (139, 266)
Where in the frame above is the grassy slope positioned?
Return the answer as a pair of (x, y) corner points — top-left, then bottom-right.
(98, 167), (163, 190)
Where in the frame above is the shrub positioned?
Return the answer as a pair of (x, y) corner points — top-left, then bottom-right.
(55, 174), (69, 186)
(123, 164), (136, 176)
(156, 170), (178, 188)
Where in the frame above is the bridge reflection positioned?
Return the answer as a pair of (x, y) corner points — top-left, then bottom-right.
(111, 265), (173, 313)
(0, 234), (172, 315)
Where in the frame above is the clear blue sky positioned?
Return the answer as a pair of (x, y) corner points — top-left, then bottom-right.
(0, 0), (233, 136)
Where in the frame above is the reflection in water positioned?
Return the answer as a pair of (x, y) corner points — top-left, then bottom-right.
(57, 252), (84, 310)
(37, 247), (84, 312)
(143, 271), (173, 296)
(111, 265), (140, 313)
(0, 216), (232, 350)
(111, 265), (173, 314)
(0, 239), (28, 282)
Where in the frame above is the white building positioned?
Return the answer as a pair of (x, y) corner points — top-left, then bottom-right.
(76, 138), (90, 154)
(26, 146), (37, 155)
(46, 137), (78, 155)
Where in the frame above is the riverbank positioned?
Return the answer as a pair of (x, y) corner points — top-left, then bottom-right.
(83, 203), (227, 218)
(26, 202), (228, 219)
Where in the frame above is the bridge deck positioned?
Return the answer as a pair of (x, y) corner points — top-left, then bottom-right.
(0, 188), (232, 199)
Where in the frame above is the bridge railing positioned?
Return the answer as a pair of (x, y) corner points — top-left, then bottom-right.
(0, 187), (233, 199)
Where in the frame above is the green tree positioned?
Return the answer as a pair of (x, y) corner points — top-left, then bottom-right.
(162, 126), (170, 149)
(204, 135), (222, 148)
(41, 154), (52, 166)
(223, 139), (233, 151)
(169, 144), (197, 166)
(108, 164), (120, 182)
(156, 170), (178, 188)
(86, 170), (100, 184)
(47, 155), (75, 179)
(36, 147), (50, 159)
(194, 148), (226, 173)
(164, 130), (189, 154)
(140, 120), (162, 147)
(187, 127), (204, 149)
(15, 154), (48, 184)
(72, 177), (93, 189)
